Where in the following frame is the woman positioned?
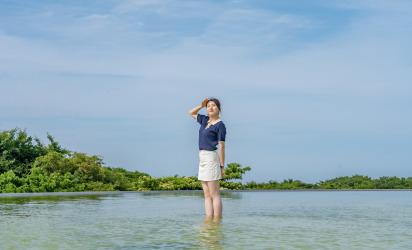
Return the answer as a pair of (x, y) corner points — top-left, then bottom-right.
(188, 97), (226, 220)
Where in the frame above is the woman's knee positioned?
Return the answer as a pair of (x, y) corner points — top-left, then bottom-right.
(210, 191), (220, 200)
(203, 190), (212, 199)
(208, 186), (221, 199)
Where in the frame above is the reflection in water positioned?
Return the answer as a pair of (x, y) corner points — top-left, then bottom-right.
(0, 194), (104, 204)
(141, 190), (242, 199)
(0, 193), (112, 217)
(198, 217), (224, 249)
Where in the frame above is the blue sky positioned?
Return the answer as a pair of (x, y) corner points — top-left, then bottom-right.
(0, 0), (411, 182)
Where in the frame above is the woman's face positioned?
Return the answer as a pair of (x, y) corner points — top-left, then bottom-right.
(207, 101), (220, 116)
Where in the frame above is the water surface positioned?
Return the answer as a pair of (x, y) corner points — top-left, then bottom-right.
(1, 190), (411, 249)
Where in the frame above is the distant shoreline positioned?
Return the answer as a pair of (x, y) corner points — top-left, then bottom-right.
(1, 189), (412, 198)
(2, 129), (411, 193)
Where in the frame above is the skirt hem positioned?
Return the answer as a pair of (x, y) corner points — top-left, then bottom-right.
(197, 178), (222, 181)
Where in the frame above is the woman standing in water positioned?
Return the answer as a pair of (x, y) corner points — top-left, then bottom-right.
(188, 97), (226, 220)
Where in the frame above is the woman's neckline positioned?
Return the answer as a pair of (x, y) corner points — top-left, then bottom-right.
(205, 118), (222, 129)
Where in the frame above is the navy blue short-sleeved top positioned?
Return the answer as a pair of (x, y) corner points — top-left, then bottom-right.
(197, 113), (226, 151)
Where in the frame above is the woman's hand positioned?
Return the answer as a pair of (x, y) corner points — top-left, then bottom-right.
(221, 167), (225, 179)
(201, 98), (209, 108)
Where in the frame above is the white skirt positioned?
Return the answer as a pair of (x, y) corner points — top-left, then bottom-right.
(198, 149), (222, 181)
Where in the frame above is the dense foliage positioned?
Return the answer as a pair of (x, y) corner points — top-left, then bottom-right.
(0, 128), (411, 193)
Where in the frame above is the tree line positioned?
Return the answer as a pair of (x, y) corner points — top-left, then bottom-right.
(1, 128), (411, 193)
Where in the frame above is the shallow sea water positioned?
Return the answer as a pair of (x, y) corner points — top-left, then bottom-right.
(1, 190), (411, 249)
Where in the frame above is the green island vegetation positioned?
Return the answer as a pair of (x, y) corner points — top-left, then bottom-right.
(1, 128), (411, 193)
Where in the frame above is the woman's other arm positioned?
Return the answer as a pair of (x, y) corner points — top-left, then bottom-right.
(218, 141), (225, 166)
(218, 141), (225, 177)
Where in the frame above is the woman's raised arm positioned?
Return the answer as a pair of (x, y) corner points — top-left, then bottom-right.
(188, 98), (208, 119)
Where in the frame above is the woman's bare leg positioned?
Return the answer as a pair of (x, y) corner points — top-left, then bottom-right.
(207, 180), (222, 219)
(201, 181), (213, 219)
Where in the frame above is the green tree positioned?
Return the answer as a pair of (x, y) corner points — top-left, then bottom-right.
(0, 129), (47, 176)
(0, 170), (23, 193)
(223, 162), (251, 181)
(33, 151), (76, 174)
(318, 175), (375, 189)
(70, 153), (105, 182)
(374, 176), (411, 189)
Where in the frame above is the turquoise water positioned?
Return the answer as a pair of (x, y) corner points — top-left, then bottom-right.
(1, 190), (411, 249)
